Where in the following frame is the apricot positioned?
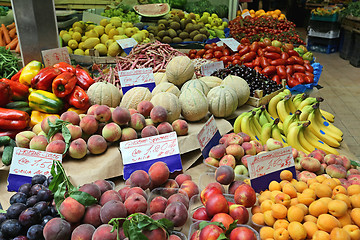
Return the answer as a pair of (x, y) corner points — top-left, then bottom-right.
(273, 227), (289, 240)
(288, 221), (307, 240)
(261, 199), (274, 213)
(282, 184), (297, 199)
(99, 190), (122, 205)
(350, 194), (360, 208)
(322, 178), (338, 190)
(270, 190), (282, 202)
(297, 194), (314, 206)
(303, 221), (318, 239)
(59, 197), (85, 223)
(100, 200), (127, 224)
(251, 205), (261, 215)
(260, 226), (275, 240)
(264, 210), (276, 226)
(252, 212), (265, 226)
(333, 185), (348, 196)
(259, 190), (272, 204)
(330, 227), (351, 240)
(317, 214), (341, 232)
(274, 193), (291, 208)
(43, 217), (71, 240)
(269, 181), (282, 191)
(318, 197), (332, 206)
(304, 214), (318, 223)
(82, 204), (102, 227)
(71, 224), (95, 240)
(287, 206), (304, 223)
(347, 185), (360, 196)
(280, 170), (293, 181)
(294, 181), (307, 193)
(328, 199), (348, 217)
(334, 194), (351, 208)
(309, 200), (328, 217)
(302, 188), (316, 199)
(296, 203), (308, 215)
(164, 202), (188, 227)
(92, 224), (117, 240)
(273, 219), (289, 230)
(315, 184), (333, 198)
(350, 208), (360, 227)
(338, 213), (352, 227)
(148, 161), (169, 187)
(280, 180), (290, 188)
(315, 175), (327, 183)
(312, 230), (330, 240)
(343, 225), (360, 240)
(271, 204), (287, 219)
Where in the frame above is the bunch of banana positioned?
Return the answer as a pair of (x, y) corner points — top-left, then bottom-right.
(259, 118), (287, 146)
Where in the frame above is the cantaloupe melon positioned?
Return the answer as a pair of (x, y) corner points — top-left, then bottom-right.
(166, 56), (194, 87)
(221, 75), (250, 107)
(179, 88), (208, 122)
(181, 79), (210, 96)
(199, 76), (222, 89)
(154, 72), (168, 85)
(150, 92), (181, 123)
(152, 82), (180, 97)
(120, 87), (152, 109)
(207, 85), (238, 118)
(87, 82), (122, 107)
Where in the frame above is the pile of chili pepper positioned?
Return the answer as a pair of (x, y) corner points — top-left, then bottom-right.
(229, 16), (306, 45)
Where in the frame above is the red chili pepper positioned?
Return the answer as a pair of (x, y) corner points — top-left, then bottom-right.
(293, 64), (306, 73)
(276, 66), (287, 79)
(0, 108), (30, 130)
(260, 57), (270, 68)
(272, 75), (281, 85)
(281, 52), (289, 60)
(264, 52), (281, 60)
(31, 66), (62, 91)
(265, 46), (282, 54)
(262, 66), (276, 76)
(52, 72), (77, 98)
(240, 51), (257, 62)
(53, 62), (76, 73)
(10, 68), (23, 82)
(288, 50), (299, 57)
(286, 65), (294, 76)
(292, 56), (304, 65)
(238, 46), (250, 56)
(286, 57), (296, 65)
(67, 85), (90, 110)
(0, 78), (29, 101)
(304, 75), (314, 84)
(270, 59), (286, 66)
(304, 64), (314, 73)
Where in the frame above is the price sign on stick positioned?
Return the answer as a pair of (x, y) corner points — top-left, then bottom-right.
(219, 38), (240, 52)
(118, 68), (156, 94)
(197, 115), (222, 159)
(120, 132), (182, 179)
(8, 147), (62, 191)
(201, 61), (224, 76)
(246, 146), (296, 193)
(116, 38), (138, 55)
(41, 47), (71, 67)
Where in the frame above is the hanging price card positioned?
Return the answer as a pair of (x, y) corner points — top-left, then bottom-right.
(41, 47), (71, 67)
(197, 115), (222, 159)
(116, 38), (138, 55)
(219, 38), (240, 52)
(118, 68), (156, 94)
(246, 146), (296, 193)
(8, 147), (62, 191)
(201, 61), (224, 76)
(120, 132), (182, 179)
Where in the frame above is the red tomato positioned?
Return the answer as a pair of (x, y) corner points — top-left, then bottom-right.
(203, 53), (213, 59)
(259, 42), (267, 48)
(276, 65), (287, 79)
(222, 49), (230, 56)
(214, 51), (223, 59)
(304, 60), (311, 65)
(287, 76), (300, 88)
(293, 56), (304, 65)
(262, 66), (276, 76)
(270, 59), (286, 66)
(250, 42), (259, 52)
(293, 64), (306, 73)
(272, 75), (281, 85)
(264, 52), (281, 60)
(204, 44), (214, 50)
(232, 59), (241, 65)
(260, 57), (270, 68)
(243, 62), (254, 68)
(304, 64), (314, 72)
(286, 65), (294, 76)
(189, 49), (197, 55)
(286, 57), (296, 65)
(265, 46), (282, 54)
(254, 66), (262, 73)
(294, 73), (306, 84)
(281, 52), (289, 60)
(238, 46), (250, 56)
(214, 46), (223, 52)
(304, 75), (314, 84)
(240, 38), (250, 45)
(257, 48), (264, 57)
(240, 52), (257, 62)
(288, 50), (299, 57)
(196, 49), (206, 57)
(189, 53), (196, 59)
(305, 71), (314, 78)
(253, 57), (261, 67)
(205, 49), (214, 54)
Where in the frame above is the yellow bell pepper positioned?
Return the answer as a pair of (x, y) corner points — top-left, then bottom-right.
(19, 61), (43, 86)
(30, 110), (59, 127)
(67, 107), (87, 115)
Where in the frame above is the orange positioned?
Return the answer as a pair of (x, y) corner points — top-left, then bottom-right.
(288, 221), (307, 240)
(273, 227), (290, 240)
(329, 227), (351, 240)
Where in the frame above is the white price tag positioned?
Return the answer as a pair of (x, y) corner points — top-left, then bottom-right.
(220, 38), (241, 52)
(201, 61), (224, 76)
(197, 115), (219, 151)
(41, 47), (71, 67)
(242, 11), (251, 18)
(118, 68), (156, 94)
(116, 38), (138, 50)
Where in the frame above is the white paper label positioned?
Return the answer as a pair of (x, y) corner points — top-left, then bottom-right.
(242, 11), (251, 18)
(197, 115), (219, 151)
(116, 38), (138, 50)
(220, 38), (241, 52)
(9, 147), (62, 177)
(201, 61), (224, 76)
(119, 68), (155, 88)
(41, 47), (71, 67)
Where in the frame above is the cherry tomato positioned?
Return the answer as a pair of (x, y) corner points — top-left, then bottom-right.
(304, 75), (314, 84)
(286, 65), (294, 76)
(240, 38), (250, 45)
(294, 73), (306, 84)
(287, 76), (300, 88)
(250, 42), (259, 52)
(286, 57), (296, 65)
(281, 52), (289, 60)
(265, 46), (282, 54)
(304, 64), (314, 72)
(272, 75), (281, 85)
(288, 50), (300, 57)
(293, 56), (304, 65)
(253, 57), (261, 67)
(243, 62), (254, 68)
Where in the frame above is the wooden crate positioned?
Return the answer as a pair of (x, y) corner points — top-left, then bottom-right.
(341, 16), (360, 31)
(246, 80), (286, 107)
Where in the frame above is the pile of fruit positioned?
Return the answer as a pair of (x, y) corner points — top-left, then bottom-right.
(100, 5), (141, 23)
(229, 16), (305, 45)
(60, 18), (150, 56)
(238, 9), (286, 20)
(253, 169), (360, 240)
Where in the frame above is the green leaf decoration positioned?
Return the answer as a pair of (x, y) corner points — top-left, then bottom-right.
(217, 233), (228, 240)
(351, 160), (360, 167)
(199, 221), (226, 231)
(70, 191), (97, 207)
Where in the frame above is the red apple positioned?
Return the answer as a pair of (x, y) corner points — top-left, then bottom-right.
(229, 204), (249, 224)
(234, 184), (256, 208)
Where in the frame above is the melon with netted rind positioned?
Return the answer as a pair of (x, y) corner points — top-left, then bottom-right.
(150, 92), (181, 123)
(221, 75), (250, 107)
(166, 56), (194, 87)
(179, 88), (208, 122)
(120, 87), (152, 109)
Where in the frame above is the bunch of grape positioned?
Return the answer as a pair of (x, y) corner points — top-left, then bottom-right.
(101, 8), (140, 23)
(0, 175), (58, 240)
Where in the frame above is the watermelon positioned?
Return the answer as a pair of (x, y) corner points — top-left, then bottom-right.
(133, 3), (170, 17)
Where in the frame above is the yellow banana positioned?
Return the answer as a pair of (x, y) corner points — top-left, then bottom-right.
(268, 92), (287, 119)
(286, 123), (309, 154)
(233, 112), (248, 133)
(276, 97), (290, 123)
(298, 127), (316, 153)
(252, 111), (263, 138)
(259, 107), (270, 126)
(320, 109), (334, 122)
(241, 112), (256, 140)
(260, 122), (273, 145)
(286, 96), (296, 114)
(292, 93), (307, 108)
(283, 110), (301, 136)
(308, 112), (341, 147)
(298, 96), (323, 111)
(313, 107), (343, 138)
(299, 105), (313, 121)
(264, 108), (275, 122)
(272, 121), (288, 147)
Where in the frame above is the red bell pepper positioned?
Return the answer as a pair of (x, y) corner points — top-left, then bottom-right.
(0, 82), (12, 106)
(31, 66), (62, 91)
(75, 66), (95, 90)
(52, 72), (77, 98)
(0, 108), (30, 130)
(0, 78), (29, 100)
(67, 86), (90, 110)
(10, 68), (22, 81)
(53, 62), (76, 73)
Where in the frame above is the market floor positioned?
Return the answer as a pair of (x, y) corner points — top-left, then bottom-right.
(309, 52), (360, 160)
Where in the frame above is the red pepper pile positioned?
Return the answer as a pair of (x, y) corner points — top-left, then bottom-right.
(229, 16), (306, 45)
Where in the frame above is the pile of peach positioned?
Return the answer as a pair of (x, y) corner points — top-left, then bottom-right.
(294, 149), (360, 187)
(251, 170), (360, 240)
(16, 100), (188, 159)
(43, 161), (199, 239)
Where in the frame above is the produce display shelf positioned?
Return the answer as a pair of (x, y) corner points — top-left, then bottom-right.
(310, 13), (339, 22)
(246, 80), (286, 107)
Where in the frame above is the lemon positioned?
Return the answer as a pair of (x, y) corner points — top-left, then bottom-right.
(105, 23), (115, 35)
(100, 18), (109, 27)
(81, 36), (88, 42)
(117, 27), (125, 35)
(113, 35), (127, 40)
(84, 49), (90, 56)
(68, 39), (78, 49)
(108, 28), (119, 39)
(59, 30), (67, 38)
(110, 17), (122, 27)
(85, 29), (98, 38)
(66, 46), (73, 54)
(73, 27), (83, 34)
(78, 42), (85, 50)
(85, 24), (96, 31)
(72, 32), (82, 42)
(83, 37), (100, 49)
(62, 33), (72, 44)
(94, 25), (105, 36)
(107, 42), (121, 57)
(100, 34), (109, 44)
(74, 49), (85, 55)
(141, 29), (149, 38)
(105, 39), (115, 48)
(94, 43), (107, 56)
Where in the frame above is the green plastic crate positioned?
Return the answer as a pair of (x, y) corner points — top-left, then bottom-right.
(311, 13), (339, 22)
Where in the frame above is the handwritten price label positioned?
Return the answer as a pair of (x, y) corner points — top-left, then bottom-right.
(119, 68), (156, 94)
(241, 11), (251, 18)
(197, 115), (222, 159)
(120, 132), (182, 179)
(41, 47), (71, 67)
(116, 38), (138, 55)
(219, 38), (240, 52)
(201, 61), (224, 76)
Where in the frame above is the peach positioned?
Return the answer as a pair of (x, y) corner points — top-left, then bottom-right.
(237, 132), (251, 142)
(300, 157), (321, 172)
(175, 174), (192, 187)
(288, 222), (307, 240)
(209, 144), (226, 159)
(50, 132), (64, 142)
(65, 124), (82, 141)
(308, 150), (325, 163)
(32, 122), (42, 135)
(59, 197), (85, 223)
(128, 170), (150, 190)
(225, 144), (244, 160)
(228, 181), (244, 195)
(201, 185), (224, 206)
(137, 100), (154, 117)
(317, 214), (341, 233)
(120, 127), (138, 141)
(46, 140), (66, 154)
(297, 171), (316, 183)
(129, 108), (139, 115)
(214, 165), (234, 185)
(92, 224), (117, 240)
(112, 107), (131, 125)
(15, 131), (36, 148)
(60, 111), (80, 125)
(157, 122), (173, 134)
(100, 200), (127, 224)
(79, 115), (99, 135)
(102, 123), (121, 142)
(309, 200), (328, 217)
(219, 155), (236, 168)
(93, 180), (113, 194)
(149, 196), (167, 214)
(148, 161), (169, 187)
(118, 186), (130, 201)
(41, 115), (60, 134)
(71, 223), (95, 240)
(87, 135), (107, 155)
(171, 119), (188, 136)
(151, 212), (166, 220)
(43, 217), (71, 240)
(241, 142), (257, 155)
(161, 179), (179, 198)
(204, 157), (219, 167)
(287, 205), (304, 223)
(338, 155), (351, 170)
(142, 227), (167, 240)
(94, 105), (112, 122)
(99, 190), (122, 205)
(347, 169), (360, 177)
(180, 180), (199, 200)
(211, 213), (234, 230)
(29, 135), (48, 151)
(129, 113), (146, 131)
(229, 204), (249, 224)
(68, 138), (87, 159)
(125, 187), (147, 200)
(150, 106), (168, 123)
(227, 134), (244, 145)
(343, 225), (360, 240)
(266, 138), (283, 151)
(167, 193), (189, 209)
(79, 183), (101, 201)
(241, 155), (251, 168)
(87, 104), (99, 115)
(234, 183), (256, 208)
(205, 193), (229, 217)
(326, 165), (347, 178)
(192, 207), (210, 221)
(141, 125), (159, 138)
(165, 202), (188, 227)
(124, 193), (147, 214)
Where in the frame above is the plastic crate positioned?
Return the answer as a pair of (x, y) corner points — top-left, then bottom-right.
(308, 20), (340, 33)
(310, 13), (339, 22)
(350, 30), (360, 67)
(307, 36), (339, 54)
(339, 28), (355, 60)
(308, 28), (340, 39)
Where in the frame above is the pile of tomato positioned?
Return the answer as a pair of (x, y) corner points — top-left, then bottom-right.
(229, 16), (305, 45)
(187, 40), (314, 88)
